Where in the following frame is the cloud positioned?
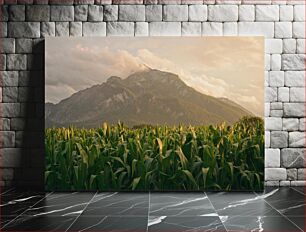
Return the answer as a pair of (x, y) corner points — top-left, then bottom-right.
(46, 44), (148, 103)
(45, 84), (76, 104)
(137, 49), (177, 71)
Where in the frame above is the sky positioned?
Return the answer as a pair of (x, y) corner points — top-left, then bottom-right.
(45, 37), (264, 116)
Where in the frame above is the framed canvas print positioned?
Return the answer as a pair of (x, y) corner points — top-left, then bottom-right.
(45, 37), (264, 191)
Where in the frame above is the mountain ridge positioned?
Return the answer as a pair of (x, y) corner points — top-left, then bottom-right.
(45, 69), (253, 128)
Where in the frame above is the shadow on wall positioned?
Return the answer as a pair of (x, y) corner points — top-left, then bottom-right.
(14, 40), (45, 190)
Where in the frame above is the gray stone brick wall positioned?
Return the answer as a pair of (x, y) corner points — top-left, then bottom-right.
(0, 0), (305, 187)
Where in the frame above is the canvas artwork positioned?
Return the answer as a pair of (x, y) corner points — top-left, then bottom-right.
(45, 37), (264, 191)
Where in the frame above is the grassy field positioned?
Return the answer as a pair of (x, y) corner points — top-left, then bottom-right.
(45, 116), (264, 191)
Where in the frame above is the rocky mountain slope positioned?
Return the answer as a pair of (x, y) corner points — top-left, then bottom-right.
(45, 69), (252, 128)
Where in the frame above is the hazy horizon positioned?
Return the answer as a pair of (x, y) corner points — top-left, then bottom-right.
(46, 37), (264, 116)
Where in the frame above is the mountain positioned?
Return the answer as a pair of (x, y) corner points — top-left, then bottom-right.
(45, 69), (253, 128)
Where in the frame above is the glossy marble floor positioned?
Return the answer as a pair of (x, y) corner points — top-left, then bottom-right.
(1, 187), (305, 231)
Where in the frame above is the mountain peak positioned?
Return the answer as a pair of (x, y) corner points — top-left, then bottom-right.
(107, 76), (122, 83)
(126, 69), (181, 83)
(143, 64), (153, 70)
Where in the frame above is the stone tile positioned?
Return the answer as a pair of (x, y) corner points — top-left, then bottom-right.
(222, 215), (301, 232)
(282, 54), (305, 71)
(223, 22), (237, 35)
(269, 71), (284, 86)
(299, 118), (305, 131)
(287, 216), (305, 231)
(2, 87), (18, 103)
(265, 131), (270, 148)
(293, 22), (305, 38)
(79, 192), (148, 216)
(149, 22), (181, 36)
(70, 216), (148, 232)
(150, 192), (214, 216)
(119, 5), (145, 21)
(148, 216), (226, 232)
(297, 169), (306, 180)
(2, 103), (20, 117)
(208, 5), (238, 22)
(285, 71), (305, 87)
(265, 149), (280, 168)
(1, 190), (46, 217)
(50, 5), (74, 21)
(146, 5), (162, 22)
(283, 39), (296, 54)
(7, 54), (27, 71)
(265, 39), (282, 54)
(289, 132), (305, 147)
(107, 22), (134, 36)
(88, 5), (103, 22)
(290, 87), (305, 102)
(265, 117), (282, 131)
(26, 5), (50, 21)
(55, 22), (69, 37)
(8, 22), (40, 38)
(163, 5), (188, 21)
(275, 22), (292, 39)
(271, 54), (281, 71)
(70, 22), (82, 36)
(281, 148), (305, 168)
(1, 38), (15, 53)
(83, 22), (106, 36)
(74, 5), (88, 21)
(294, 5), (305, 21)
(182, 22), (201, 36)
(296, 39), (305, 54)
(283, 118), (299, 131)
(202, 22), (222, 35)
(284, 103), (305, 117)
(238, 22), (274, 37)
(239, 5), (255, 21)
(270, 131), (288, 148)
(291, 187), (305, 195)
(263, 188), (305, 217)
(21, 192), (96, 216)
(208, 192), (278, 215)
(280, 5), (293, 21)
(2, 216), (75, 231)
(189, 5), (207, 21)
(135, 22), (148, 36)
(9, 5), (25, 21)
(15, 39), (32, 53)
(255, 5), (279, 21)
(104, 5), (118, 21)
(1, 5), (9, 22)
(0, 54), (6, 71)
(41, 22), (55, 37)
(287, 168), (298, 180)
(265, 168), (287, 180)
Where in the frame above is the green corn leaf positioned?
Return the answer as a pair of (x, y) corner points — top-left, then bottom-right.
(132, 159), (138, 177)
(175, 147), (188, 170)
(202, 167), (209, 188)
(45, 171), (52, 183)
(181, 170), (198, 189)
(89, 175), (97, 189)
(76, 143), (88, 166)
(156, 138), (163, 155)
(131, 177), (141, 190)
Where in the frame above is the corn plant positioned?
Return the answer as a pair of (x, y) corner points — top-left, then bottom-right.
(45, 116), (264, 191)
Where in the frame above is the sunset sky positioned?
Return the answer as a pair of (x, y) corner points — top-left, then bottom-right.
(46, 37), (264, 116)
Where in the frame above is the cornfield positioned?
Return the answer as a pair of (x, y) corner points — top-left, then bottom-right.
(45, 116), (264, 191)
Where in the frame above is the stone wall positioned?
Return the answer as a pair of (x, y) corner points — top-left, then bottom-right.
(0, 0), (305, 187)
